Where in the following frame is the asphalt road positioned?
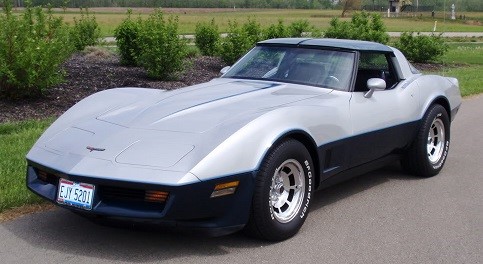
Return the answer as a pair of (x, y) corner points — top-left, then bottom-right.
(1, 96), (482, 264)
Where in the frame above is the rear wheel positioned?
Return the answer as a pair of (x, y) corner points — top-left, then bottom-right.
(245, 139), (314, 241)
(402, 104), (450, 177)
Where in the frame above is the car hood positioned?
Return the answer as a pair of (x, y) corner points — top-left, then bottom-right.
(96, 78), (325, 133)
(29, 79), (330, 184)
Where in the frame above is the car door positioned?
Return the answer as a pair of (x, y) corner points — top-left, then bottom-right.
(349, 52), (419, 167)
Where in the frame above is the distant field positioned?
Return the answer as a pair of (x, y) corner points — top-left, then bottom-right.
(19, 7), (482, 36)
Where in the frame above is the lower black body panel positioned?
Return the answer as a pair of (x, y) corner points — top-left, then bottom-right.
(316, 120), (420, 187)
(26, 163), (256, 236)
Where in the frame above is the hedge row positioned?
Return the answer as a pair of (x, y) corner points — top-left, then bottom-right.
(1, 4), (448, 101)
(0, 2), (101, 99)
(195, 18), (322, 64)
(194, 12), (447, 64)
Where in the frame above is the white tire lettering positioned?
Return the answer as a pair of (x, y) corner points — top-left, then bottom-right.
(300, 159), (312, 219)
(432, 140), (449, 170)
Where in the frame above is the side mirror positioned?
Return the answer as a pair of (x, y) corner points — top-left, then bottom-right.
(220, 66), (231, 75)
(364, 78), (386, 98)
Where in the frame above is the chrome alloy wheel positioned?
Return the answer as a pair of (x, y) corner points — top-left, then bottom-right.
(427, 118), (446, 164)
(269, 159), (305, 223)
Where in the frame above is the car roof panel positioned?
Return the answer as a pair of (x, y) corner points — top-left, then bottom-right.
(258, 38), (393, 53)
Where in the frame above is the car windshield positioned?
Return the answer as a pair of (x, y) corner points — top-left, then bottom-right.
(222, 46), (356, 90)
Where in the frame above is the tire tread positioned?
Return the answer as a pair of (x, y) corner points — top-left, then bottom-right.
(244, 139), (313, 241)
(402, 104), (450, 177)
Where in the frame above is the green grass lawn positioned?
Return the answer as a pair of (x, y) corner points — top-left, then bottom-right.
(427, 43), (483, 97)
(442, 65), (483, 96)
(0, 119), (52, 212)
(441, 43), (483, 65)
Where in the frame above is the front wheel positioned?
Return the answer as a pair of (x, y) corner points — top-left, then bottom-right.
(244, 139), (314, 241)
(402, 104), (450, 177)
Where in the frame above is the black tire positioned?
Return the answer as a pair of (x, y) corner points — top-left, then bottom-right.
(244, 139), (314, 241)
(402, 104), (450, 177)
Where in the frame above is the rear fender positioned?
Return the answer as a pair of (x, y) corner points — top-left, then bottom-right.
(416, 76), (462, 121)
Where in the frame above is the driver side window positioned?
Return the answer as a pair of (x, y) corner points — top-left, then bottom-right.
(354, 52), (397, 92)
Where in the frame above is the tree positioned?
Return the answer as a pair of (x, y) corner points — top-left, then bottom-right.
(341, 0), (361, 17)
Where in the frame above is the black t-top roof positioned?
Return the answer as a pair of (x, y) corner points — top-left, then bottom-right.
(258, 38), (393, 53)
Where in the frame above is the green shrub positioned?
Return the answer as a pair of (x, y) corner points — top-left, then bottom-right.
(325, 12), (389, 44)
(310, 27), (323, 38)
(219, 20), (253, 65)
(288, 19), (310, 37)
(185, 45), (201, 58)
(69, 8), (101, 51)
(136, 10), (188, 80)
(324, 18), (351, 39)
(114, 9), (142, 66)
(243, 17), (263, 44)
(219, 18), (265, 65)
(0, 2), (73, 99)
(216, 17), (320, 64)
(263, 19), (321, 39)
(264, 19), (289, 39)
(195, 18), (220, 56)
(395, 32), (449, 63)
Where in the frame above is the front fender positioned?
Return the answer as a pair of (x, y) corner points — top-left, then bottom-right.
(190, 105), (349, 181)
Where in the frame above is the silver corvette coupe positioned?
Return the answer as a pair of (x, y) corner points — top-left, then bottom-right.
(27, 38), (462, 241)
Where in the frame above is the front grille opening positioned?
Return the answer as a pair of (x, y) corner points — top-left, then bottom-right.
(34, 167), (170, 207)
(99, 185), (169, 204)
(36, 169), (59, 185)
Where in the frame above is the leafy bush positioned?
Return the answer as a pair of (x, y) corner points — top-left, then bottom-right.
(325, 12), (389, 44)
(219, 18), (267, 64)
(215, 17), (322, 64)
(210, 17), (321, 64)
(395, 32), (449, 63)
(324, 18), (351, 39)
(264, 19), (321, 39)
(114, 9), (142, 65)
(69, 8), (101, 51)
(219, 20), (253, 65)
(0, 2), (73, 99)
(310, 27), (323, 38)
(288, 19), (310, 37)
(195, 18), (220, 56)
(136, 10), (188, 80)
(185, 45), (201, 58)
(264, 19), (289, 39)
(243, 17), (263, 44)
(116, 9), (189, 78)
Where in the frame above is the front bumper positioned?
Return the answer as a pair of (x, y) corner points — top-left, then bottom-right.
(26, 162), (256, 236)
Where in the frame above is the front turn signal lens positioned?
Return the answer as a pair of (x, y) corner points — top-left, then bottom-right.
(145, 190), (169, 203)
(210, 181), (239, 198)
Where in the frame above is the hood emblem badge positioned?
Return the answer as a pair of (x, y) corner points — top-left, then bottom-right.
(86, 146), (106, 152)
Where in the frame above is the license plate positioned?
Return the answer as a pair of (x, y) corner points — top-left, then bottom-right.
(57, 178), (95, 210)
